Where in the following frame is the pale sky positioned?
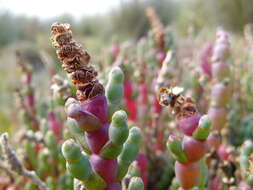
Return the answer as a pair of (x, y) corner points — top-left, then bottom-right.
(0, 0), (122, 19)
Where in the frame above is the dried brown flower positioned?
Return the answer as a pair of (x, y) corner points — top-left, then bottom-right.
(51, 22), (104, 101)
(158, 87), (197, 118)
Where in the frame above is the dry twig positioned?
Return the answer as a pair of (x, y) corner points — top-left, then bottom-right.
(0, 133), (46, 190)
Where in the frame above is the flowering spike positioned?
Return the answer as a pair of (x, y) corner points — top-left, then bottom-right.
(51, 22), (104, 102)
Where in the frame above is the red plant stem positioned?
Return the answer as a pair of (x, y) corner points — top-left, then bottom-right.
(48, 111), (63, 142)
(124, 79), (137, 122)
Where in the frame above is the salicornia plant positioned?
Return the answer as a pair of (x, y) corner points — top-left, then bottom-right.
(158, 87), (212, 190)
(208, 29), (231, 133)
(50, 22), (143, 190)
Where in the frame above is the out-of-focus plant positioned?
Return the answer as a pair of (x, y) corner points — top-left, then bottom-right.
(158, 87), (211, 190)
(239, 140), (253, 190)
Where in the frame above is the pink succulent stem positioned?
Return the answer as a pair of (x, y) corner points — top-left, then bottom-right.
(136, 153), (148, 189)
(72, 95), (119, 188)
(124, 80), (138, 122)
(199, 43), (213, 79)
(138, 84), (148, 105)
(48, 111), (63, 142)
(111, 44), (120, 60)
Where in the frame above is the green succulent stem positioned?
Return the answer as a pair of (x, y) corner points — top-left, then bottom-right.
(117, 127), (142, 180)
(62, 139), (106, 190)
(167, 136), (188, 163)
(106, 67), (124, 118)
(193, 115), (212, 140)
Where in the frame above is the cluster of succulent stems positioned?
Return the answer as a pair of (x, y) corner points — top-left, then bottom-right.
(205, 29), (234, 189)
(159, 88), (212, 190)
(207, 29), (231, 134)
(0, 14), (243, 190)
(51, 22), (144, 190)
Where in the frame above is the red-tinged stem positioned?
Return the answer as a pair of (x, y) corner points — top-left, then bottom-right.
(124, 80), (138, 122)
(159, 87), (211, 190)
(48, 111), (63, 142)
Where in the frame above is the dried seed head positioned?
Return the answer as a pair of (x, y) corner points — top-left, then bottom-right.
(158, 87), (197, 118)
(69, 66), (98, 87)
(146, 7), (165, 50)
(51, 22), (104, 101)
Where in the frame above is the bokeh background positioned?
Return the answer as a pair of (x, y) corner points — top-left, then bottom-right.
(1, 0), (253, 133)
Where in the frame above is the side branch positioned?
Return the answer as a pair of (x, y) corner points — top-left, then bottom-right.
(0, 133), (46, 190)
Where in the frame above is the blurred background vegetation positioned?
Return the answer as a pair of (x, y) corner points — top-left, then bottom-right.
(1, 0), (253, 49)
(1, 0), (253, 133)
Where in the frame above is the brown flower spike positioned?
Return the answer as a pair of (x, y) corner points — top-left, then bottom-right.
(146, 7), (165, 50)
(158, 87), (197, 118)
(51, 22), (104, 101)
